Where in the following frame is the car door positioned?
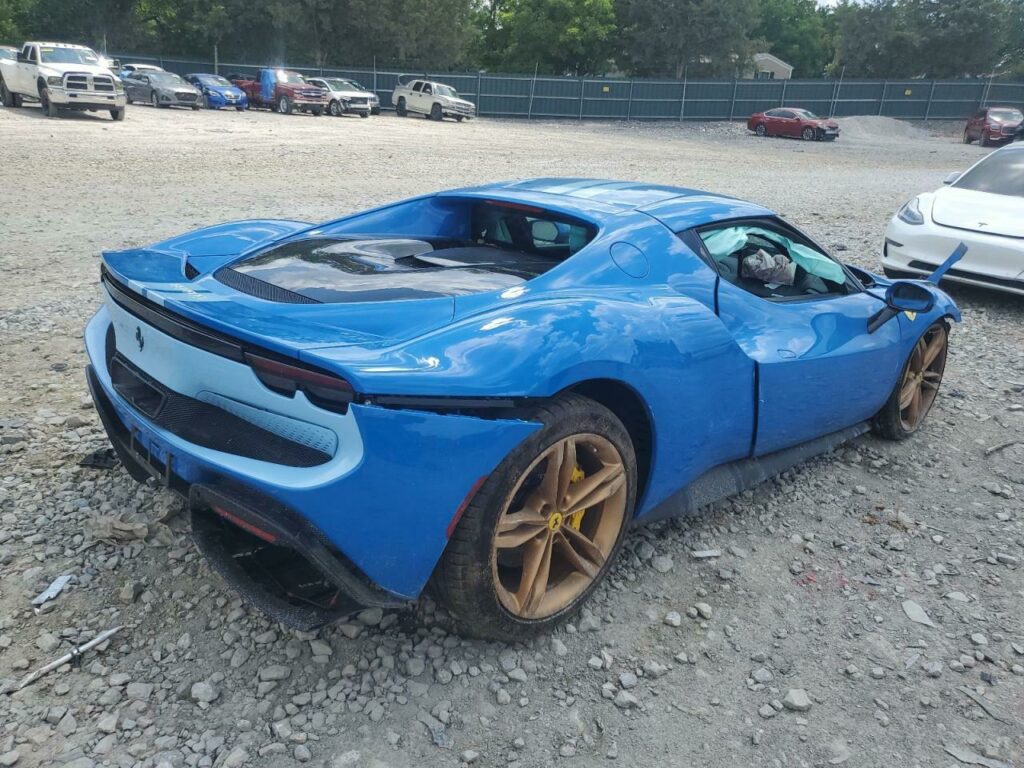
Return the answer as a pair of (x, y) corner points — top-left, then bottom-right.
(775, 110), (800, 138)
(697, 217), (904, 455)
(763, 109), (782, 135)
(420, 82), (434, 113)
(15, 44), (37, 93)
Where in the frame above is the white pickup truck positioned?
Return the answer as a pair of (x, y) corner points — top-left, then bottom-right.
(0, 41), (126, 120)
(392, 76), (475, 121)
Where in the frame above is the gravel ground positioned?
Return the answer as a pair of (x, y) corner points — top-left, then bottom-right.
(0, 104), (1022, 768)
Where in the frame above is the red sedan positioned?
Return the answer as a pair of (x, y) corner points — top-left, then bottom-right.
(963, 106), (1023, 147)
(747, 108), (840, 141)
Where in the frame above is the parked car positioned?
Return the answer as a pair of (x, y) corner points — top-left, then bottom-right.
(747, 108), (840, 141)
(124, 71), (201, 109)
(393, 76), (475, 121)
(884, 144), (1024, 296)
(84, 178), (959, 637)
(229, 69), (327, 115)
(306, 77), (378, 117)
(0, 41), (126, 120)
(963, 106), (1023, 147)
(119, 62), (164, 80)
(184, 73), (248, 110)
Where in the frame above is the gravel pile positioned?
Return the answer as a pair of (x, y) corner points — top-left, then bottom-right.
(0, 105), (1021, 768)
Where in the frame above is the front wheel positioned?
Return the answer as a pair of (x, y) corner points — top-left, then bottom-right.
(873, 322), (948, 440)
(802, 126), (816, 141)
(755, 123), (767, 137)
(434, 394), (636, 640)
(396, 97), (407, 117)
(110, 107), (125, 121)
(963, 129), (972, 144)
(40, 87), (59, 117)
(311, 107), (323, 116)
(430, 102), (443, 121)
(359, 112), (369, 118)
(329, 99), (341, 116)
(278, 96), (291, 114)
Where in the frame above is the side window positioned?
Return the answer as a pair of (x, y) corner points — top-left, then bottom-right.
(778, 110), (795, 119)
(765, 109), (780, 117)
(422, 83), (433, 95)
(697, 221), (851, 300)
(412, 81), (423, 92)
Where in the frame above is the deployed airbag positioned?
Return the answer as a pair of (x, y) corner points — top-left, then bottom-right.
(702, 227), (846, 285)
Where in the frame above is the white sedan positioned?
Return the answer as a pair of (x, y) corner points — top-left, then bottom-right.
(883, 145), (1024, 296)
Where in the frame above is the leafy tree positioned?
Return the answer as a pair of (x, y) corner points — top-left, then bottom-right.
(906, 0), (1009, 77)
(616, 0), (760, 78)
(829, 0), (919, 77)
(482, 0), (615, 75)
(752, 0), (830, 77)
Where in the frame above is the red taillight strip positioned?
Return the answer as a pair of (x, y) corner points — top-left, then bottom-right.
(245, 353), (354, 393)
(212, 505), (279, 544)
(446, 476), (488, 539)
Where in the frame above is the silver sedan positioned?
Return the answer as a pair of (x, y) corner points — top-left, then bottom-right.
(124, 71), (202, 110)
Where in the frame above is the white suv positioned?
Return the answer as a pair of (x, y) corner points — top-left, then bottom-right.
(392, 77), (474, 121)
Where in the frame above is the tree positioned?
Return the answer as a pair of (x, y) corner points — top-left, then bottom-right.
(752, 0), (830, 77)
(906, 0), (1010, 77)
(829, 0), (919, 77)
(482, 0), (615, 75)
(616, 0), (760, 78)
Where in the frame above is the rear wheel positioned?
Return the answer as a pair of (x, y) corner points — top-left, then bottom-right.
(435, 394), (635, 640)
(430, 102), (442, 121)
(963, 129), (972, 144)
(873, 322), (948, 440)
(802, 126), (816, 141)
(396, 97), (407, 116)
(755, 123), (767, 137)
(151, 92), (160, 108)
(1, 77), (21, 107)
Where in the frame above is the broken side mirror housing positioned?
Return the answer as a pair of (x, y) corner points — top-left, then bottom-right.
(885, 280), (935, 314)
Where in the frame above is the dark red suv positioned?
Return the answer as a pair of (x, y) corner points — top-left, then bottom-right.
(963, 106), (1023, 147)
(747, 108), (840, 141)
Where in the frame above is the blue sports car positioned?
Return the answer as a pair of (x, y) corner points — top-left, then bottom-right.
(184, 73), (248, 110)
(84, 179), (960, 638)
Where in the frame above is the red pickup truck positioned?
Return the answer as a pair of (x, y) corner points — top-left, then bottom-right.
(229, 69), (327, 115)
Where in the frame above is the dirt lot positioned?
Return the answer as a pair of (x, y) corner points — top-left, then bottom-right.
(0, 104), (1022, 768)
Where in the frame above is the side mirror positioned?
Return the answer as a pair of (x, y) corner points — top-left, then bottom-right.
(531, 220), (559, 243)
(886, 280), (935, 313)
(942, 172), (960, 185)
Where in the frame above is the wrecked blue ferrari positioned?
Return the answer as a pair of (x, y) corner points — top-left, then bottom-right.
(84, 179), (961, 638)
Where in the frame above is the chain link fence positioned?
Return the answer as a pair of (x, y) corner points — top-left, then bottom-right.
(114, 53), (1024, 121)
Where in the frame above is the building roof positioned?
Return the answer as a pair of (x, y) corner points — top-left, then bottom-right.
(752, 52), (794, 74)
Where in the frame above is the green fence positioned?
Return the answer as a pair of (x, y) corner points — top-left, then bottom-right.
(114, 54), (1024, 121)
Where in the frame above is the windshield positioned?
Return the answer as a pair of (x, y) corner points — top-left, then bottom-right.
(277, 70), (306, 84)
(0, 49), (16, 61)
(436, 85), (457, 98)
(794, 109), (818, 119)
(39, 46), (101, 65)
(198, 74), (231, 87)
(150, 72), (186, 85)
(325, 79), (360, 91)
(954, 150), (1024, 197)
(989, 108), (1023, 123)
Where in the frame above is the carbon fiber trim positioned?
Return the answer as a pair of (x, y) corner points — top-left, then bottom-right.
(184, 261), (200, 280)
(214, 267), (320, 304)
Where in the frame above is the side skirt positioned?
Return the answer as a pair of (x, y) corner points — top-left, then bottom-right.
(641, 421), (870, 525)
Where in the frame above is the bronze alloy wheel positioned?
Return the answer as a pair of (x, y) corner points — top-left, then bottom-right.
(491, 433), (627, 620)
(898, 323), (947, 431)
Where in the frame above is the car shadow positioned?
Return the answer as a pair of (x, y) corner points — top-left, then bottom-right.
(0, 103), (116, 122)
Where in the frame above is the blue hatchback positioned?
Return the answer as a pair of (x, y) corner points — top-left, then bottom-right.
(185, 73), (247, 110)
(84, 179), (961, 639)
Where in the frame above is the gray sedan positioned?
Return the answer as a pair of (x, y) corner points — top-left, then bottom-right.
(124, 71), (201, 109)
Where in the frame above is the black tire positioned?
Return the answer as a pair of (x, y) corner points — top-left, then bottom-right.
(40, 86), (59, 117)
(802, 126), (816, 141)
(202, 93), (210, 109)
(455, 115), (463, 122)
(396, 97), (407, 116)
(125, 91), (133, 105)
(191, 104), (200, 111)
(359, 113), (369, 118)
(278, 95), (291, 114)
(872, 321), (948, 441)
(329, 99), (341, 116)
(236, 105), (245, 111)
(433, 393), (637, 640)
(110, 107), (125, 121)
(2, 77), (20, 107)
(311, 107), (323, 116)
(755, 123), (767, 137)
(151, 92), (161, 108)
(962, 129), (972, 145)
(430, 102), (443, 121)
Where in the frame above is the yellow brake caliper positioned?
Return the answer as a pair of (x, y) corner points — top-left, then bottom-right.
(568, 466), (586, 530)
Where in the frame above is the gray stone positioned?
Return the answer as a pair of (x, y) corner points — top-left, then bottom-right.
(406, 657), (426, 677)
(309, 639), (333, 657)
(751, 667), (773, 684)
(259, 664), (291, 681)
(664, 611), (682, 627)
(782, 689), (812, 712)
(294, 745), (312, 762)
(460, 749), (480, 764)
(619, 672), (638, 689)
(694, 602), (712, 620)
(613, 690), (639, 709)
(191, 681), (220, 703)
(651, 555), (673, 573)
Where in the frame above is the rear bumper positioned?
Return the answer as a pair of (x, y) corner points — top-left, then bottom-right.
(84, 303), (539, 611)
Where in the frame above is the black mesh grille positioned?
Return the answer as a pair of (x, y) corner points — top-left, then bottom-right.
(215, 267), (320, 304)
(109, 353), (330, 468)
(184, 261), (200, 280)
